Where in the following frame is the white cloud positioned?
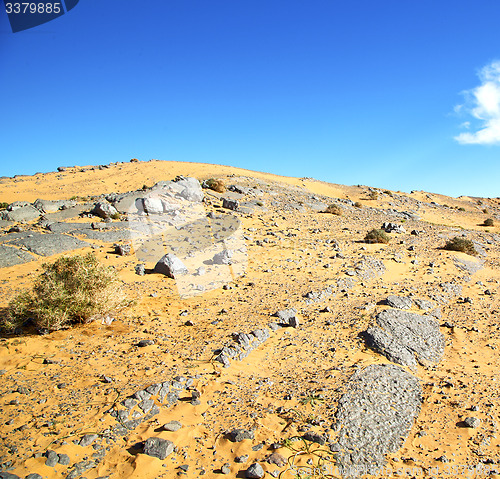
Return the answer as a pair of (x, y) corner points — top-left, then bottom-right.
(454, 60), (500, 145)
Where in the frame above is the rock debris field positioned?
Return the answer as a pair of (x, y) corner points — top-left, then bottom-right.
(0, 159), (499, 479)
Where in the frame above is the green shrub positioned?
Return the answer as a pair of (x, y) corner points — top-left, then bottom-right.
(323, 204), (342, 216)
(2, 253), (129, 332)
(0, 202), (9, 210)
(202, 178), (226, 193)
(110, 212), (121, 220)
(483, 218), (494, 227)
(443, 237), (477, 255)
(364, 229), (390, 244)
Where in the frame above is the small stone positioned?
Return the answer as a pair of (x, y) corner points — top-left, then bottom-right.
(58, 453), (70, 465)
(154, 253), (188, 278)
(464, 417), (481, 428)
(163, 421), (182, 432)
(25, 474), (43, 479)
(235, 455), (249, 463)
(143, 437), (174, 460)
(45, 450), (59, 467)
(137, 339), (155, 347)
(79, 434), (98, 447)
(135, 264), (146, 276)
(221, 464), (231, 474)
(245, 463), (265, 478)
(266, 452), (287, 467)
(227, 428), (254, 442)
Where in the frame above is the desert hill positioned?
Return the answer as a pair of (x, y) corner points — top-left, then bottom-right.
(0, 159), (499, 479)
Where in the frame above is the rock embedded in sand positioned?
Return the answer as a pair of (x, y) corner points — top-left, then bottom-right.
(364, 309), (445, 367)
(163, 420), (182, 432)
(79, 434), (98, 447)
(154, 253), (188, 278)
(275, 308), (299, 328)
(213, 249), (233, 265)
(227, 428), (255, 442)
(464, 417), (481, 428)
(386, 295), (413, 310)
(245, 463), (265, 478)
(143, 437), (175, 460)
(335, 364), (422, 477)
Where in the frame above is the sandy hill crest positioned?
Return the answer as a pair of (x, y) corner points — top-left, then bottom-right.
(0, 160), (499, 479)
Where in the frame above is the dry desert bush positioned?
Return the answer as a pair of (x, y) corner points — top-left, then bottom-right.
(2, 253), (129, 332)
(443, 237), (477, 256)
(364, 228), (390, 244)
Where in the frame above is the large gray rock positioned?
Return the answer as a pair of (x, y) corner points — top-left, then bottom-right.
(2, 205), (41, 222)
(0, 244), (37, 267)
(91, 202), (118, 219)
(364, 309), (444, 367)
(222, 198), (239, 211)
(33, 199), (76, 213)
(335, 364), (422, 477)
(275, 308), (299, 328)
(5, 232), (89, 256)
(143, 437), (174, 460)
(176, 177), (203, 202)
(154, 253), (188, 278)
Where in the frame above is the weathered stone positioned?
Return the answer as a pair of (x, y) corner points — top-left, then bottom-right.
(386, 295), (413, 310)
(45, 450), (59, 467)
(0, 244), (36, 268)
(213, 249), (233, 265)
(222, 198), (239, 211)
(227, 428), (254, 442)
(275, 308), (299, 328)
(163, 420), (182, 432)
(33, 199), (76, 213)
(245, 463), (265, 478)
(464, 417), (481, 428)
(79, 434), (98, 447)
(154, 253), (188, 278)
(2, 205), (41, 222)
(5, 232), (88, 256)
(335, 364), (422, 477)
(143, 437), (174, 460)
(364, 309), (444, 367)
(91, 202), (118, 219)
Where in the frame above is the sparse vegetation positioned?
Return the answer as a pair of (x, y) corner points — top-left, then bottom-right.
(483, 218), (494, 227)
(364, 228), (390, 244)
(323, 204), (342, 216)
(483, 208), (489, 214)
(202, 178), (226, 193)
(1, 253), (129, 332)
(0, 202), (9, 210)
(458, 207), (466, 212)
(383, 190), (393, 197)
(354, 201), (362, 208)
(110, 212), (121, 220)
(443, 237), (477, 255)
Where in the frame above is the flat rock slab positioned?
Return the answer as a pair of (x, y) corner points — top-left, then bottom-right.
(335, 364), (422, 478)
(0, 244), (37, 267)
(365, 309), (444, 367)
(5, 232), (89, 256)
(42, 203), (91, 221)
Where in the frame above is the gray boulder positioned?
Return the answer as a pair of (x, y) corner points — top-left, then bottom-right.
(2, 205), (41, 222)
(141, 197), (164, 215)
(227, 428), (255, 442)
(154, 253), (188, 278)
(364, 309), (444, 367)
(91, 202), (118, 219)
(143, 437), (174, 460)
(177, 177), (203, 202)
(335, 364), (422, 477)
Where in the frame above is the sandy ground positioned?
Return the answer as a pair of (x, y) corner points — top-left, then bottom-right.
(0, 159), (499, 478)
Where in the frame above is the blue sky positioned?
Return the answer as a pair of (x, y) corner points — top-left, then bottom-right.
(1, 1), (500, 198)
